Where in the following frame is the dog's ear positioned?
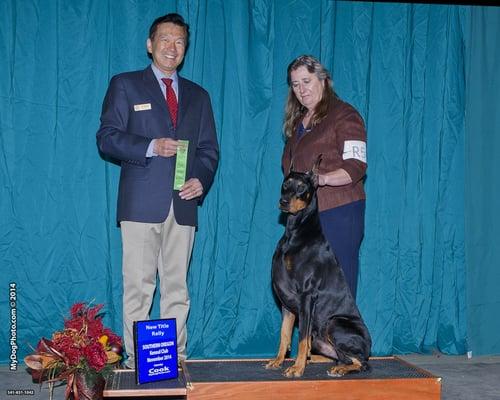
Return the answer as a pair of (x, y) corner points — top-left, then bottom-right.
(312, 154), (322, 174)
(310, 172), (319, 188)
(308, 154), (322, 188)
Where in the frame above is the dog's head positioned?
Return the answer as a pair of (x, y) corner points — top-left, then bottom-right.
(279, 156), (322, 214)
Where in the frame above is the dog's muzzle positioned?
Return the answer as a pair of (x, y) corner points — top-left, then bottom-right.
(279, 198), (290, 211)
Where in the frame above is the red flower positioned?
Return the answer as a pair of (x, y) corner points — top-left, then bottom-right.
(69, 303), (86, 318)
(64, 316), (84, 331)
(83, 342), (107, 372)
(25, 302), (122, 389)
(52, 332), (83, 366)
(86, 317), (105, 339)
(86, 304), (104, 321)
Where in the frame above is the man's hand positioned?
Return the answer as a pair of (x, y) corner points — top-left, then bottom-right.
(179, 178), (204, 200)
(154, 138), (180, 157)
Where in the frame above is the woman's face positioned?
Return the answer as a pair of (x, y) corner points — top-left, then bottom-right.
(290, 66), (325, 111)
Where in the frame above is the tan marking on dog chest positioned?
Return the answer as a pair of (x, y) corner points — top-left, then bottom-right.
(289, 197), (308, 213)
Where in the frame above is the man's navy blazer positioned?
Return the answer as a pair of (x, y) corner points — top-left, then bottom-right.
(97, 66), (219, 226)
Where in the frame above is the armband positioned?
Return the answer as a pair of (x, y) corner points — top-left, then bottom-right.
(342, 140), (366, 163)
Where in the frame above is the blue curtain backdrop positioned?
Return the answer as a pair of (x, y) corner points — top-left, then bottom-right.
(464, 6), (500, 357)
(1, 1), (499, 364)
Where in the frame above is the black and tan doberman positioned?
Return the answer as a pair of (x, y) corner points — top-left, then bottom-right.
(266, 160), (371, 378)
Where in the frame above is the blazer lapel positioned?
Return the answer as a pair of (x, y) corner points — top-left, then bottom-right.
(176, 77), (191, 131)
(143, 67), (166, 111)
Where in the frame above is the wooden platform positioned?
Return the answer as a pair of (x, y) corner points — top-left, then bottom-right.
(104, 369), (187, 397)
(104, 357), (441, 399)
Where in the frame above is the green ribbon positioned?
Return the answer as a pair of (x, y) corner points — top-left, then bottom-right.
(174, 140), (189, 190)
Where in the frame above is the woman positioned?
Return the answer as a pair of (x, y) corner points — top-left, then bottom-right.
(282, 55), (367, 299)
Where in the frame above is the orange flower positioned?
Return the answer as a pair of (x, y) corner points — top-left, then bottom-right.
(98, 335), (108, 347)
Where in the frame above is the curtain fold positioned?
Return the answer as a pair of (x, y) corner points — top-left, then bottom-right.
(330, 2), (468, 356)
(464, 6), (500, 356)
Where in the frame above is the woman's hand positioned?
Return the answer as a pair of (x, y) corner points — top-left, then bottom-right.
(318, 174), (327, 186)
(318, 169), (352, 187)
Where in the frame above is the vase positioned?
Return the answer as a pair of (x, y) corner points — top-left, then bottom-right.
(66, 371), (105, 400)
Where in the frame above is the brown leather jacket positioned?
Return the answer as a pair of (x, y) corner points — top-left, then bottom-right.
(282, 97), (367, 211)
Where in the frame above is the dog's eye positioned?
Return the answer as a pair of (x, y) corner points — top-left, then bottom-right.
(297, 183), (307, 194)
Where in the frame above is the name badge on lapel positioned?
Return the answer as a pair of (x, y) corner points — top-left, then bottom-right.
(134, 103), (152, 111)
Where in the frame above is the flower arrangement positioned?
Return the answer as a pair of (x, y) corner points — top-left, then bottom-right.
(24, 302), (122, 400)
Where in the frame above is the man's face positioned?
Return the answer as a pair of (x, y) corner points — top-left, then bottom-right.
(147, 22), (187, 76)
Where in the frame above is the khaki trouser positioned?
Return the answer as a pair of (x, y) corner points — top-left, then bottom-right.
(120, 205), (195, 366)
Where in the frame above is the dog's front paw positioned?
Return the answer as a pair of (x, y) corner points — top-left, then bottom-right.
(265, 357), (284, 370)
(283, 363), (305, 378)
(327, 367), (345, 377)
(327, 359), (363, 377)
(327, 365), (350, 377)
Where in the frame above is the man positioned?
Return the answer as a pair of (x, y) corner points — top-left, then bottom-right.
(97, 13), (219, 368)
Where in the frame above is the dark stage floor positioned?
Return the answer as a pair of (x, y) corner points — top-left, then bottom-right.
(182, 357), (432, 382)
